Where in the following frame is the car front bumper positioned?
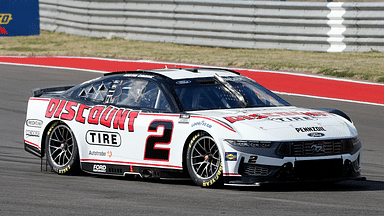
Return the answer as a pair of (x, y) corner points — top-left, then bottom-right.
(223, 152), (363, 185)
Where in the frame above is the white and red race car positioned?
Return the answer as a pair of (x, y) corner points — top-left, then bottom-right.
(24, 68), (363, 187)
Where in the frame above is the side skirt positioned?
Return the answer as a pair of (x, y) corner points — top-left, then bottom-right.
(24, 142), (42, 158)
(81, 162), (186, 179)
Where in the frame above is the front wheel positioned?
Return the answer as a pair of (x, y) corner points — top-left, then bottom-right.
(45, 122), (80, 174)
(186, 132), (223, 187)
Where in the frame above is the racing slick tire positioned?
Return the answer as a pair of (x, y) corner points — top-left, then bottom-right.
(45, 122), (80, 175)
(186, 132), (223, 188)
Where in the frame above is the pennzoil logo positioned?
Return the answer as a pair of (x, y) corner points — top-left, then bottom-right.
(0, 14), (12, 25)
(225, 152), (237, 161)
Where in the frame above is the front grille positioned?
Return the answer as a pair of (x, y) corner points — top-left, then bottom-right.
(292, 140), (344, 156)
(277, 139), (352, 156)
(244, 164), (272, 176)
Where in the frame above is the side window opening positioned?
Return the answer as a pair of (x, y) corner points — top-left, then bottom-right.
(76, 81), (111, 102)
(105, 79), (171, 112)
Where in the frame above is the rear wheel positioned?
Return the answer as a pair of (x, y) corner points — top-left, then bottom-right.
(45, 122), (80, 174)
(186, 132), (223, 187)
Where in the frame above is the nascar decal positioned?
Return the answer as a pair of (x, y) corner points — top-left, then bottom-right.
(45, 99), (139, 132)
(224, 111), (329, 123)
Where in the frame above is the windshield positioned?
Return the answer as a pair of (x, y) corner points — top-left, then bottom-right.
(174, 76), (290, 111)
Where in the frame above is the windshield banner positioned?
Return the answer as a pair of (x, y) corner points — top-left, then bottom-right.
(0, 0), (39, 36)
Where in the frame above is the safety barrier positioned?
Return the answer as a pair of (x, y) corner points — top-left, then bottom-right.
(39, 0), (384, 52)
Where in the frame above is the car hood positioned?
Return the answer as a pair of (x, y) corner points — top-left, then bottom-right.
(189, 106), (357, 141)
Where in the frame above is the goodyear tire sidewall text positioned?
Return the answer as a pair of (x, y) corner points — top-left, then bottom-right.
(45, 122), (80, 175)
(186, 132), (223, 188)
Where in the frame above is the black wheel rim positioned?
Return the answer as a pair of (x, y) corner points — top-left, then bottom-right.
(190, 136), (221, 179)
(48, 125), (75, 167)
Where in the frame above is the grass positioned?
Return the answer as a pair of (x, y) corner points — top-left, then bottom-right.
(1, 30), (384, 83)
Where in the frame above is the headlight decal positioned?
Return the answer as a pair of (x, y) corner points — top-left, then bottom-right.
(224, 139), (273, 148)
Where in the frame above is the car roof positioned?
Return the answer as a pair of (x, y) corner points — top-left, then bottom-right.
(105, 68), (240, 80)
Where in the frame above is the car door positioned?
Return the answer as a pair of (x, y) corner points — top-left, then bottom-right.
(101, 77), (183, 168)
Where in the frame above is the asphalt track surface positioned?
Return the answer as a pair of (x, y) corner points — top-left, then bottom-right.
(1, 64), (383, 215)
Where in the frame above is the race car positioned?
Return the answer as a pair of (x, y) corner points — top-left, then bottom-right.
(24, 68), (363, 187)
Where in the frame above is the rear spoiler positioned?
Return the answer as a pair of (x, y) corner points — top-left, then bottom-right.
(32, 85), (74, 97)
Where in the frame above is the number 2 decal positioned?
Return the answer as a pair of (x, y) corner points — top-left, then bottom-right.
(144, 120), (174, 161)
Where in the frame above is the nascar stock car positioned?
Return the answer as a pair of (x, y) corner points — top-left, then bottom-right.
(24, 68), (363, 187)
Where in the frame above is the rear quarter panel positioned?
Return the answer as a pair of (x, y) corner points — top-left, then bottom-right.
(24, 98), (52, 156)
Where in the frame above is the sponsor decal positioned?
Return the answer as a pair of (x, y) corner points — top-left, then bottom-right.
(138, 74), (154, 79)
(308, 132), (325, 137)
(223, 77), (242, 82)
(223, 111), (328, 123)
(107, 150), (112, 158)
(89, 151), (107, 157)
(0, 14), (12, 35)
(0, 14), (12, 25)
(295, 126), (326, 133)
(225, 152), (237, 161)
(89, 150), (113, 158)
(93, 164), (107, 173)
(224, 113), (268, 123)
(86, 130), (121, 147)
(176, 80), (191, 85)
(191, 120), (212, 128)
(45, 99), (139, 132)
(26, 130), (39, 137)
(123, 74), (153, 78)
(26, 119), (43, 128)
(123, 74), (138, 77)
(270, 116), (317, 122)
(178, 114), (190, 124)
